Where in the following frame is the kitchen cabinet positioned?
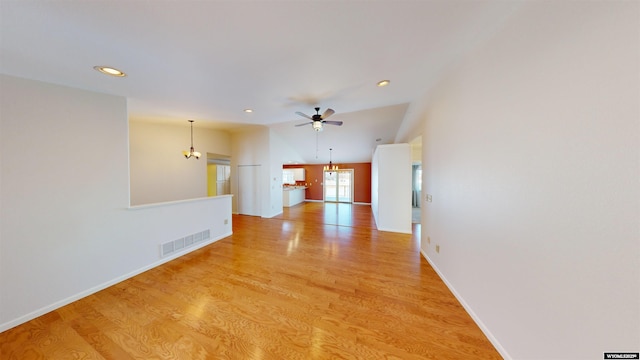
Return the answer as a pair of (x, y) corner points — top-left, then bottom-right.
(293, 168), (305, 181)
(283, 187), (306, 207)
(283, 168), (305, 184)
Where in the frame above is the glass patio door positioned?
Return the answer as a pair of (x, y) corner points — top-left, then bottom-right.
(324, 169), (353, 203)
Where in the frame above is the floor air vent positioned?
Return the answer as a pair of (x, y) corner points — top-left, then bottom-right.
(161, 229), (211, 257)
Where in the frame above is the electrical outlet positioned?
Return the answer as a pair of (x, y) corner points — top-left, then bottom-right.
(436, 245), (440, 253)
(426, 194), (433, 202)
(224, 219), (228, 225)
(427, 236), (431, 244)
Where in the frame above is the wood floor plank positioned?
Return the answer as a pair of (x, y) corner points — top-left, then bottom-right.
(1, 202), (500, 359)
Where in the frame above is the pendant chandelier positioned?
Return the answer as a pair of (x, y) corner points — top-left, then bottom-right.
(324, 148), (338, 173)
(182, 120), (201, 159)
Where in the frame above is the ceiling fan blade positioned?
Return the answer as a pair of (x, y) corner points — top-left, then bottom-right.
(295, 122), (312, 127)
(321, 108), (335, 119)
(323, 120), (343, 126)
(295, 111), (312, 120)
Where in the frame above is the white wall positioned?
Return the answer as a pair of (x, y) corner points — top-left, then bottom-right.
(129, 120), (231, 205)
(0, 75), (232, 331)
(419, 2), (639, 359)
(371, 150), (379, 222)
(371, 144), (412, 233)
(267, 129), (289, 217)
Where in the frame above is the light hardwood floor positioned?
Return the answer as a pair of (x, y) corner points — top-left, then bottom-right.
(1, 202), (500, 359)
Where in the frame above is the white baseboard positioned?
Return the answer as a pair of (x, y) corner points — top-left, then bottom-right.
(377, 227), (413, 234)
(0, 231), (232, 333)
(263, 211), (283, 218)
(419, 249), (511, 360)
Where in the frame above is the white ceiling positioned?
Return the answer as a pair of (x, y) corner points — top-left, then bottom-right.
(0, 0), (523, 163)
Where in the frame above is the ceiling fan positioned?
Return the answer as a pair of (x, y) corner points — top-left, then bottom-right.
(295, 107), (343, 131)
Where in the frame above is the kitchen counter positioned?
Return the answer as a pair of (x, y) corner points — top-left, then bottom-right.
(283, 187), (306, 207)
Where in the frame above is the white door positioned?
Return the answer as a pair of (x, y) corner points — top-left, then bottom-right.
(238, 165), (261, 216)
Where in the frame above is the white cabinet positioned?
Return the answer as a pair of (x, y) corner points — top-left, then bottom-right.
(217, 165), (230, 181)
(283, 170), (294, 184)
(283, 168), (305, 184)
(283, 188), (306, 207)
(293, 168), (305, 181)
(216, 165), (231, 195)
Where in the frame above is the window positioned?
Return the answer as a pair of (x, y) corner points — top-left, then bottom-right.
(283, 170), (295, 184)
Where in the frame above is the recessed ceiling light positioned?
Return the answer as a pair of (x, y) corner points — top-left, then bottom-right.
(244, 109), (253, 113)
(93, 66), (126, 77)
(376, 80), (390, 87)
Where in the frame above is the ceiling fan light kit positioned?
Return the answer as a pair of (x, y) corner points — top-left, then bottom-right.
(295, 107), (343, 132)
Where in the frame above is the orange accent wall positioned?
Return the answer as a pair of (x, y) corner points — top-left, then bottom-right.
(283, 163), (371, 203)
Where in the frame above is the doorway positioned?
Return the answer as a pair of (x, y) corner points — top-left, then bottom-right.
(410, 136), (422, 224)
(324, 169), (353, 203)
(207, 154), (231, 197)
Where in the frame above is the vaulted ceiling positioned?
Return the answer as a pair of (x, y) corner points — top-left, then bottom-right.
(0, 0), (523, 163)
